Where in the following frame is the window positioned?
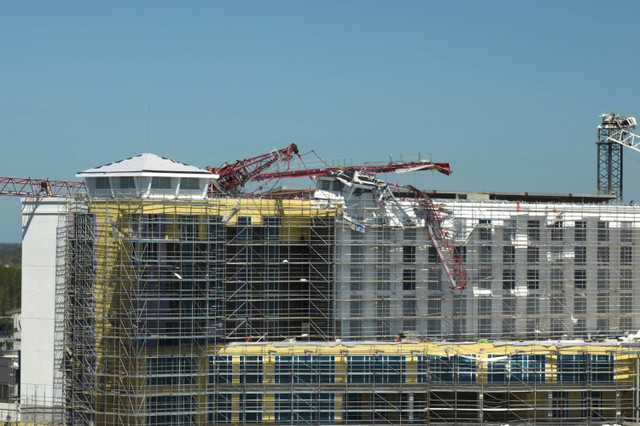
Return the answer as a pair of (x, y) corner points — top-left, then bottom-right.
(152, 176), (172, 189)
(236, 216), (252, 242)
(527, 270), (539, 290)
(427, 269), (440, 291)
(621, 222), (633, 243)
(402, 269), (416, 291)
(180, 215), (197, 241)
(597, 269), (609, 290)
(527, 220), (540, 241)
(502, 269), (515, 290)
(350, 268), (363, 291)
(549, 246), (564, 263)
(478, 299), (491, 316)
(479, 219), (492, 240)
(621, 269), (632, 290)
(376, 321), (390, 339)
(427, 299), (441, 316)
(350, 320), (363, 337)
(503, 246), (515, 263)
(574, 298), (586, 314)
(487, 354), (546, 384)
(503, 220), (516, 241)
(597, 318), (609, 330)
(575, 246), (586, 264)
(621, 296), (633, 314)
(180, 178), (200, 189)
(551, 269), (564, 291)
(376, 269), (390, 292)
(264, 216), (281, 240)
(551, 221), (563, 241)
(95, 176), (110, 189)
(575, 220), (587, 241)
(427, 247), (438, 263)
(478, 268), (492, 289)
(527, 247), (539, 263)
(427, 319), (441, 336)
(551, 391), (569, 419)
(376, 299), (390, 317)
(551, 296), (564, 314)
(403, 299), (416, 317)
(403, 319), (416, 331)
(597, 221), (608, 242)
(453, 297), (466, 316)
(347, 356), (405, 384)
(378, 245), (390, 263)
(574, 270), (586, 290)
(351, 245), (363, 263)
(351, 228), (363, 240)
(478, 319), (491, 336)
(621, 246), (633, 264)
(597, 296), (608, 314)
(479, 246), (492, 263)
(597, 246), (609, 264)
(404, 227), (416, 241)
(557, 355), (613, 383)
(118, 176), (136, 189)
(502, 319), (515, 334)
(403, 246), (416, 263)
(502, 297), (516, 315)
(350, 298), (362, 317)
(526, 297), (539, 315)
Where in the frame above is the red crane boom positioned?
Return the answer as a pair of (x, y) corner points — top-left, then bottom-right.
(404, 185), (469, 290)
(0, 176), (86, 197)
(207, 143), (300, 193)
(256, 159), (451, 181)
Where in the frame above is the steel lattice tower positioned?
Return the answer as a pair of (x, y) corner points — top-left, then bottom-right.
(597, 124), (624, 203)
(596, 113), (639, 203)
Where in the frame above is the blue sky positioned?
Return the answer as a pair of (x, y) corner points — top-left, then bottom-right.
(1, 1), (640, 242)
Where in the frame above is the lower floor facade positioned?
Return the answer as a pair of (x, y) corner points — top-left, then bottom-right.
(60, 341), (640, 425)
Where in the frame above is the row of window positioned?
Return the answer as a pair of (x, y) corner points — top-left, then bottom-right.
(478, 219), (633, 243)
(208, 354), (614, 385)
(143, 389), (616, 425)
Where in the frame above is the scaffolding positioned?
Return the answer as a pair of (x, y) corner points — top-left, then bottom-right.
(57, 196), (337, 424)
(208, 341), (640, 425)
(51, 186), (640, 424)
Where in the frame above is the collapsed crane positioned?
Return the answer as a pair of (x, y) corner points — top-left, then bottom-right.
(0, 144), (468, 290)
(206, 144), (467, 290)
(206, 143), (300, 193)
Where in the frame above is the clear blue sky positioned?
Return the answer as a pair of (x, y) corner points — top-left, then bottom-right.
(1, 1), (639, 242)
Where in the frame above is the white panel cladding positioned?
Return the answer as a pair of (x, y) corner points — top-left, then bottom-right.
(20, 198), (66, 411)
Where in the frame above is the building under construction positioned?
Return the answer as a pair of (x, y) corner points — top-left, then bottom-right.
(16, 145), (640, 424)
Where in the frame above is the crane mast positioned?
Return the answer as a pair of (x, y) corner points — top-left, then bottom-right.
(597, 113), (638, 203)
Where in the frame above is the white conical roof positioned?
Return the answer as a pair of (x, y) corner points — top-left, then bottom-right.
(77, 153), (214, 177)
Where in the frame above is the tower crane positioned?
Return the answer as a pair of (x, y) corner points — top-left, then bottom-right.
(597, 113), (639, 202)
